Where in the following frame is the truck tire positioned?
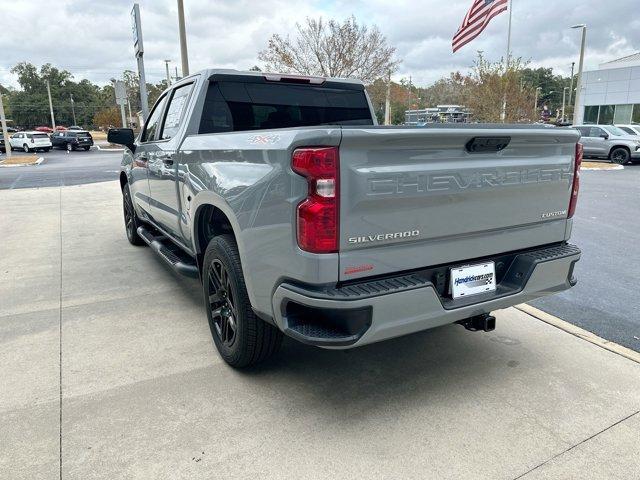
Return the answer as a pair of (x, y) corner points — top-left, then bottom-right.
(610, 147), (630, 165)
(203, 234), (282, 367)
(122, 183), (145, 246)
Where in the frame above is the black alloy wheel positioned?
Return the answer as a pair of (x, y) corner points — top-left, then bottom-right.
(207, 258), (238, 348)
(122, 183), (145, 245)
(610, 147), (630, 165)
(202, 235), (282, 367)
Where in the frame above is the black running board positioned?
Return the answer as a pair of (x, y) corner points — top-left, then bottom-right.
(137, 225), (199, 278)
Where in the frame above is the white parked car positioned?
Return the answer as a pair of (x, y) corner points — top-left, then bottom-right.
(615, 124), (640, 136)
(9, 131), (52, 152)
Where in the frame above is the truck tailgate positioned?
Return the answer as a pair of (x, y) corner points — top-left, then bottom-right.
(338, 126), (580, 281)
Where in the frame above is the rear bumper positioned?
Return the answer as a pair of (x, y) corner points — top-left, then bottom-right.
(271, 243), (580, 349)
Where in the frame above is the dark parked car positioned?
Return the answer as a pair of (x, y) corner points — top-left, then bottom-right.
(0, 134), (5, 153)
(51, 130), (94, 151)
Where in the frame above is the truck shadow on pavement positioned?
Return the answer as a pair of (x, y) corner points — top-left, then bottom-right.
(158, 258), (529, 421)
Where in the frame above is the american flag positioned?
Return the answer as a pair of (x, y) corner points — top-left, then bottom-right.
(452, 0), (509, 53)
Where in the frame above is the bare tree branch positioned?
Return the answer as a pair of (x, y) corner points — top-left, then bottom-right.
(258, 16), (399, 83)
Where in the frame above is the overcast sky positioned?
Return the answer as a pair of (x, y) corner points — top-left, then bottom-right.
(1, 0), (639, 89)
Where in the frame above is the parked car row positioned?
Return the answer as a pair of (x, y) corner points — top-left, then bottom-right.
(2, 130), (94, 153)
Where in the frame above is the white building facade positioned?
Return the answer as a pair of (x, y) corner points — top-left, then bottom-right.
(576, 52), (640, 125)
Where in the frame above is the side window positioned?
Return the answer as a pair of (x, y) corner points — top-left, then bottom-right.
(589, 127), (605, 138)
(160, 83), (194, 140)
(620, 126), (634, 134)
(199, 83), (233, 134)
(141, 95), (168, 142)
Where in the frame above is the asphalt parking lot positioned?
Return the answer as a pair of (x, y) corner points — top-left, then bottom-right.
(2, 181), (640, 479)
(0, 148), (122, 189)
(532, 164), (640, 351)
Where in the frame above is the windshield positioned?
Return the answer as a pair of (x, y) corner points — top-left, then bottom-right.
(603, 125), (631, 136)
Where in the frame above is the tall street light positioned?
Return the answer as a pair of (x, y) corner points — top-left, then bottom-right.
(164, 59), (172, 85)
(562, 86), (570, 122)
(568, 62), (575, 113)
(571, 24), (587, 125)
(534, 87), (542, 120)
(177, 0), (190, 77)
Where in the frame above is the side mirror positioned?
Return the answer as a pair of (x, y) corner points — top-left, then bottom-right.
(600, 133), (609, 140)
(107, 128), (135, 151)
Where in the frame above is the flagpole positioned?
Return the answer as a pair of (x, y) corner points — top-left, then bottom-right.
(501, 0), (513, 122)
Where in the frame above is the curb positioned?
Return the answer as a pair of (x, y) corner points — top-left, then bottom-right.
(516, 303), (640, 364)
(96, 145), (124, 152)
(582, 164), (624, 171)
(0, 156), (45, 168)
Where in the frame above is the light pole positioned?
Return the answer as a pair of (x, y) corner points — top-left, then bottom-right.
(177, 0), (190, 77)
(70, 94), (77, 125)
(164, 60), (172, 85)
(571, 24), (587, 125)
(384, 69), (391, 125)
(46, 80), (56, 131)
(0, 94), (12, 160)
(561, 86), (569, 122)
(533, 87), (542, 120)
(568, 62), (575, 114)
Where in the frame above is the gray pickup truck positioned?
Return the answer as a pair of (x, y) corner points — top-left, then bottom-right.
(108, 69), (582, 367)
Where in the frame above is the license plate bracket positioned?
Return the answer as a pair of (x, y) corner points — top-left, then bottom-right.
(449, 262), (496, 299)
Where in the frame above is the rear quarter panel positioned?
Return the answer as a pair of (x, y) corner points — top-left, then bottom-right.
(178, 127), (342, 318)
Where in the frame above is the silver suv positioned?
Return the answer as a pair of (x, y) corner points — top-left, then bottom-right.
(574, 125), (640, 164)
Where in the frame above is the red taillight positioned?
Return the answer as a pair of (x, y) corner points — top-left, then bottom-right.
(568, 143), (582, 218)
(292, 147), (339, 253)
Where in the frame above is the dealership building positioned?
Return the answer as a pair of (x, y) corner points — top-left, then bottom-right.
(576, 52), (640, 125)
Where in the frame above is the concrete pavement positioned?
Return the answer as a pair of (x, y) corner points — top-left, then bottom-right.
(1, 181), (640, 480)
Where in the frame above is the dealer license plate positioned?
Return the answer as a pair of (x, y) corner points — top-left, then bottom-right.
(450, 262), (496, 299)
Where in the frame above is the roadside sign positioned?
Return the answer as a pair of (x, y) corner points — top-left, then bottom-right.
(114, 81), (127, 106)
(131, 4), (144, 56)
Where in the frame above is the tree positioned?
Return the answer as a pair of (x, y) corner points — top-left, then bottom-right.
(93, 106), (121, 130)
(418, 73), (466, 107)
(461, 55), (536, 123)
(4, 62), (170, 128)
(8, 62), (104, 128)
(258, 16), (399, 83)
(520, 67), (571, 118)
